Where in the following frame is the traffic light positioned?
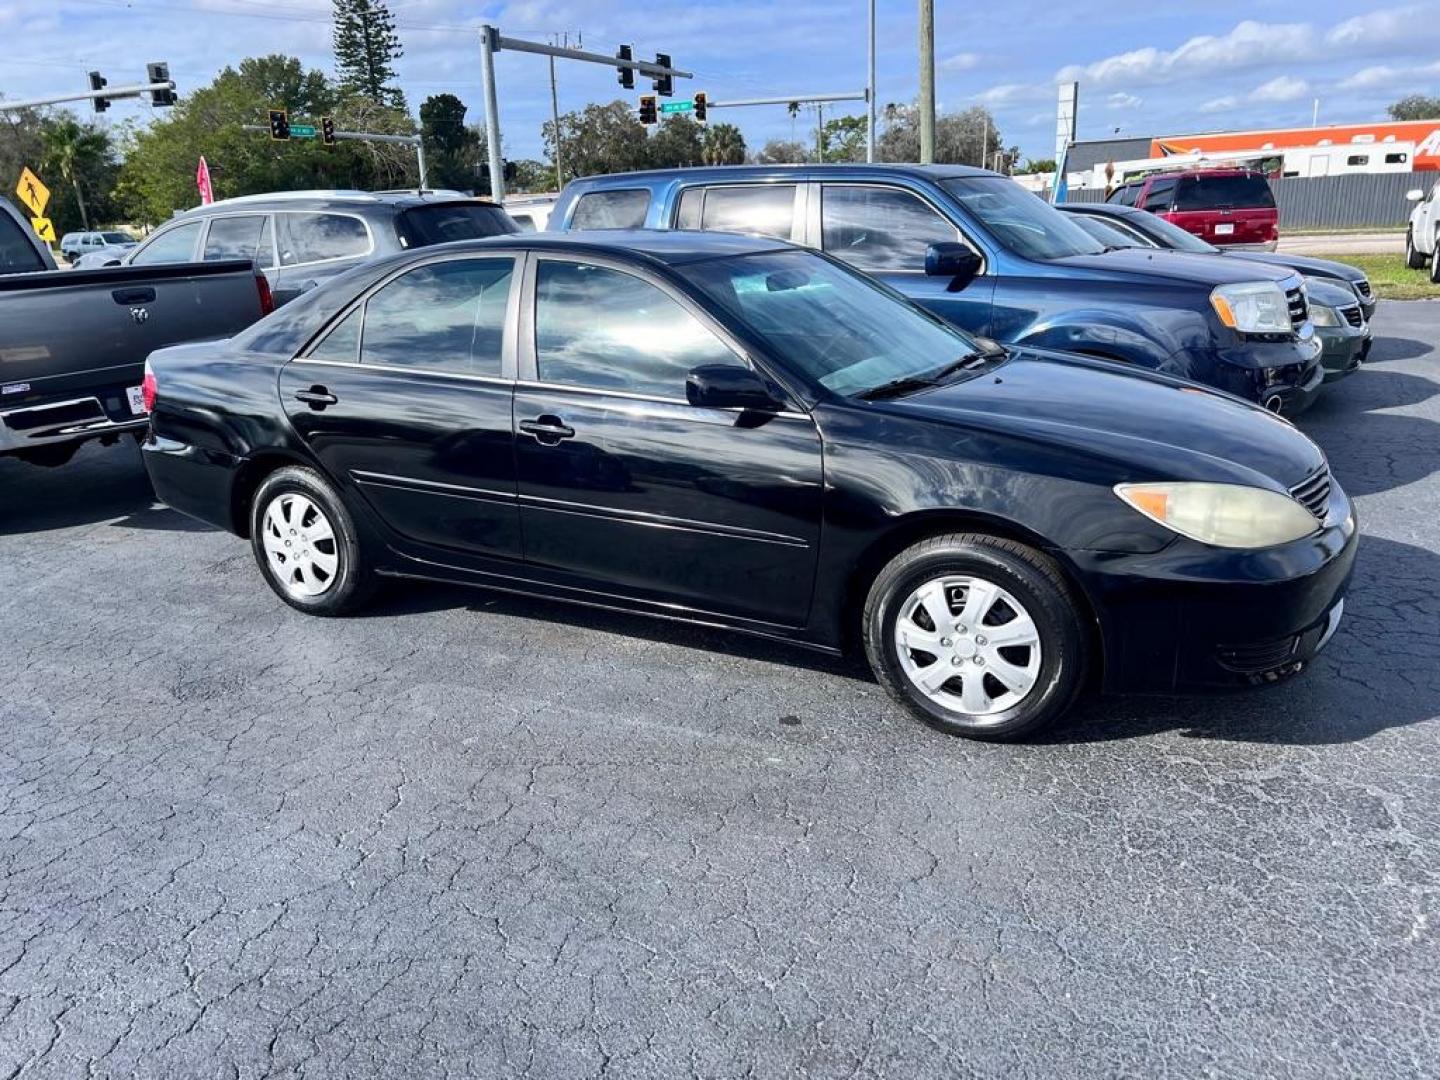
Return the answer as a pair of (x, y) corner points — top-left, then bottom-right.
(652, 53), (673, 97)
(638, 95), (658, 126)
(693, 91), (707, 123)
(321, 116), (336, 146)
(88, 71), (109, 113)
(268, 109), (290, 141)
(146, 62), (175, 107)
(617, 45), (634, 90)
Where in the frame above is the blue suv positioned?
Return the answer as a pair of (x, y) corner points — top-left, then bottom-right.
(550, 165), (1324, 413)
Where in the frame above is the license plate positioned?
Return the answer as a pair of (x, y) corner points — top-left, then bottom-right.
(1214, 222), (1235, 236)
(126, 385), (145, 414)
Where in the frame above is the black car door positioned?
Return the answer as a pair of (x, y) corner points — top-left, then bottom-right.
(512, 253), (824, 628)
(279, 253), (523, 563)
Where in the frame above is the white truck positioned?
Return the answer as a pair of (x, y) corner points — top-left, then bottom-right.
(1405, 179), (1440, 283)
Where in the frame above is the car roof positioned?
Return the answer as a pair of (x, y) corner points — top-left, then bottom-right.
(171, 189), (503, 218)
(436, 229), (795, 265)
(568, 163), (997, 186)
(1061, 203), (1146, 219)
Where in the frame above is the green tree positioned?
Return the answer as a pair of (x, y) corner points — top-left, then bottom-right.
(41, 116), (114, 231)
(753, 139), (809, 164)
(332, 0), (405, 110)
(1388, 95), (1440, 121)
(420, 93), (480, 189)
(878, 102), (1001, 166)
(647, 114), (704, 168)
(700, 123), (746, 165)
(543, 100), (649, 183)
(507, 159), (554, 194)
(1018, 157), (1056, 175)
(820, 115), (868, 162)
(117, 55), (416, 225)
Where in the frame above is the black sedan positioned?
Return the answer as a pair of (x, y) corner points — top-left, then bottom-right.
(140, 231), (1356, 740)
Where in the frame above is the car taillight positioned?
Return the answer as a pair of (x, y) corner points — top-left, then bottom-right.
(256, 271), (275, 316)
(141, 360), (157, 413)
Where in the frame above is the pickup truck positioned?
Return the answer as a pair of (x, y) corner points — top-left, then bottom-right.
(0, 197), (272, 467)
(549, 164), (1325, 413)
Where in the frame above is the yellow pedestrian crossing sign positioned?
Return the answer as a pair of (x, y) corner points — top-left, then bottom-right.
(16, 167), (50, 217)
(30, 217), (56, 244)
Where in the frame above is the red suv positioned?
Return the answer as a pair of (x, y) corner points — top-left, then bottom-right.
(1107, 169), (1279, 250)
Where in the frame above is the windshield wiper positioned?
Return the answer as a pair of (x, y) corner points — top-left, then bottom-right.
(859, 374), (941, 400)
(859, 351), (1001, 400)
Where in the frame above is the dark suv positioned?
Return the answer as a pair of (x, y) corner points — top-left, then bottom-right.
(118, 190), (517, 305)
(550, 165), (1322, 413)
(1107, 169), (1279, 250)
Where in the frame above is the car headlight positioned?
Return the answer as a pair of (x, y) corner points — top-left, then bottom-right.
(1210, 281), (1293, 333)
(1114, 482), (1320, 548)
(1310, 303), (1340, 328)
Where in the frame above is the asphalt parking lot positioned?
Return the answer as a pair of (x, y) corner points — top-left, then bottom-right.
(2, 302), (1437, 1078)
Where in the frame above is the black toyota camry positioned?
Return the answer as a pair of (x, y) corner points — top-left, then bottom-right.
(140, 231), (1356, 741)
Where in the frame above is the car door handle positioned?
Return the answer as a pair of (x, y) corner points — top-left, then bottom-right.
(518, 415), (575, 444)
(112, 287), (156, 305)
(294, 386), (338, 409)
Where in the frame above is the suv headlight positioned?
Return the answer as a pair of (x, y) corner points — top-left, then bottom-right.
(1115, 482), (1320, 548)
(1210, 281), (1292, 334)
(1310, 302), (1340, 327)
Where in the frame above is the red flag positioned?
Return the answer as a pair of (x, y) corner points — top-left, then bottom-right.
(196, 156), (214, 205)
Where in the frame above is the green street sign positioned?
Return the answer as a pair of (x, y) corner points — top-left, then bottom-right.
(659, 100), (693, 115)
(289, 124), (317, 138)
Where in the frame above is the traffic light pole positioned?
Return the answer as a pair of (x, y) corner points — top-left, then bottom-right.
(242, 126), (428, 188)
(477, 24), (693, 200)
(705, 92), (867, 108)
(0, 80), (176, 113)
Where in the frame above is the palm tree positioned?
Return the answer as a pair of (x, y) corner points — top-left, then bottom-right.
(701, 123), (746, 166)
(41, 118), (109, 231)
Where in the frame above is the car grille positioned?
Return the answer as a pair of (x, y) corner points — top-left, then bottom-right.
(1354, 280), (1372, 300)
(1341, 305), (1364, 328)
(1217, 635), (1299, 675)
(1290, 465), (1331, 520)
(1286, 287), (1308, 331)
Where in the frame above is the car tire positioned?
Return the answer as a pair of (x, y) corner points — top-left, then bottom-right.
(1405, 227), (1426, 270)
(1431, 232), (1440, 284)
(863, 533), (1089, 742)
(249, 465), (375, 616)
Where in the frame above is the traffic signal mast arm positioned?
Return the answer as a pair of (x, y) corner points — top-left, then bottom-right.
(0, 76), (178, 114)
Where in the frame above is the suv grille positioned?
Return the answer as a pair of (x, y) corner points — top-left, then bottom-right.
(1286, 287), (1308, 331)
(1290, 466), (1331, 520)
(1354, 280), (1372, 299)
(1341, 305), (1364, 328)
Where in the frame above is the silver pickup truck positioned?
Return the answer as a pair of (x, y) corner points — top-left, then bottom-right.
(0, 198), (272, 467)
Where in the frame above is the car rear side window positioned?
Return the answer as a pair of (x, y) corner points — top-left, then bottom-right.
(821, 185), (959, 271)
(0, 214), (45, 273)
(570, 190), (650, 229)
(698, 185), (796, 240)
(396, 204), (518, 246)
(1107, 185), (1139, 207)
(534, 260), (743, 398)
(277, 213), (371, 266)
(1174, 175), (1275, 210)
(131, 220), (203, 265)
(308, 307), (361, 364)
(358, 257), (513, 376)
(204, 215), (271, 265)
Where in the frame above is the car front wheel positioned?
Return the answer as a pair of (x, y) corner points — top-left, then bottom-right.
(249, 465), (375, 615)
(1405, 227), (1426, 270)
(863, 534), (1088, 741)
(1431, 231), (1440, 284)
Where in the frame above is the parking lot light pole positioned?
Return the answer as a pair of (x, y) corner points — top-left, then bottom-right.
(867, 0), (876, 162)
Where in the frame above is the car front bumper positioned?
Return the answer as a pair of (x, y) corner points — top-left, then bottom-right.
(1178, 332), (1325, 415)
(1316, 320), (1370, 382)
(1069, 478), (1358, 694)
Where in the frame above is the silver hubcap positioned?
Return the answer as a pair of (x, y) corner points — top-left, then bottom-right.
(261, 492), (338, 599)
(893, 574), (1042, 717)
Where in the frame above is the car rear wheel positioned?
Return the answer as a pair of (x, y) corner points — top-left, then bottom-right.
(863, 534), (1088, 741)
(1404, 227), (1426, 270)
(250, 466), (375, 615)
(1431, 231), (1440, 284)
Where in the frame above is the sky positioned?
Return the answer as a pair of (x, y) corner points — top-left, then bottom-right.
(3, 0), (1440, 165)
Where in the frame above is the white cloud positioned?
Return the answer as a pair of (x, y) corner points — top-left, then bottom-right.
(1199, 95), (1238, 114)
(976, 82), (1050, 105)
(1326, 5), (1439, 48)
(941, 52), (979, 73)
(1106, 91), (1141, 110)
(1339, 59), (1440, 91)
(1251, 75), (1308, 103)
(1056, 19), (1314, 88)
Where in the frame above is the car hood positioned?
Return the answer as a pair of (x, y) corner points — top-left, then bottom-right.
(1304, 277), (1360, 309)
(895, 347), (1324, 489)
(1050, 247), (1297, 288)
(1223, 249), (1364, 283)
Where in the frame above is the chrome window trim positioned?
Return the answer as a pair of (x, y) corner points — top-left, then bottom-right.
(274, 210), (375, 271)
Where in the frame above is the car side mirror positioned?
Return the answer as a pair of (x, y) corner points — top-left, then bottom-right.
(925, 242), (982, 291)
(1406, 188), (1424, 202)
(686, 365), (783, 411)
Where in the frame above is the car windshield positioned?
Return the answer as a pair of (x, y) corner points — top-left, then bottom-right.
(679, 250), (988, 399)
(100, 232), (132, 244)
(1069, 214), (1142, 249)
(941, 177), (1105, 260)
(1130, 210), (1218, 253)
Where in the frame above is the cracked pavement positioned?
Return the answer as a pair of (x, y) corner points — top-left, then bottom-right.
(1, 301), (1438, 1078)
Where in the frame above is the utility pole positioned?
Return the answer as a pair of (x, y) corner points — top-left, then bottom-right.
(479, 26), (505, 201)
(549, 34), (564, 191)
(980, 112), (989, 169)
(866, 0), (876, 162)
(918, 0), (935, 163)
